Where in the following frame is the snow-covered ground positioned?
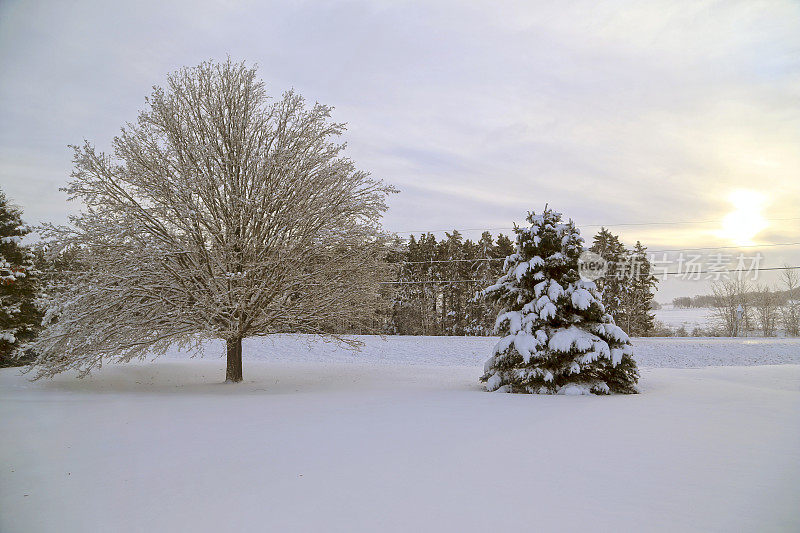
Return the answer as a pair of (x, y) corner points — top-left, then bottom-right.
(653, 305), (715, 330)
(2, 336), (799, 532)
(164, 334), (800, 368)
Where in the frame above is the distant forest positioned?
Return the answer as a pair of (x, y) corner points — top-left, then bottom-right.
(378, 227), (658, 337)
(673, 289), (798, 309)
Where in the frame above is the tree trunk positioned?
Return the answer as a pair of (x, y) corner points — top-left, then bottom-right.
(226, 336), (243, 382)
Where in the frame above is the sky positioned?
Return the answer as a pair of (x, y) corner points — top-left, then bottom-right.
(1, 0), (799, 301)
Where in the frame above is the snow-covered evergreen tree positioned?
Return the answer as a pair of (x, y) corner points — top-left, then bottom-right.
(0, 190), (43, 366)
(481, 207), (639, 395)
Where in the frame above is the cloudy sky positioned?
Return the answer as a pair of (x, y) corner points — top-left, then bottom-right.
(1, 0), (799, 299)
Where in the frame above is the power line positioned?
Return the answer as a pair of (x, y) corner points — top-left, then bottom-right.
(391, 216), (800, 235)
(395, 241), (800, 265)
(35, 264), (800, 286)
(36, 243), (800, 273)
(647, 241), (800, 254)
(378, 265), (800, 284)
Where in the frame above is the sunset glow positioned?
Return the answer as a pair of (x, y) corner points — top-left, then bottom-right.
(718, 189), (769, 246)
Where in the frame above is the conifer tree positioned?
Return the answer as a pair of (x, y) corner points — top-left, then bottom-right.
(468, 231), (497, 335)
(590, 227), (628, 320)
(493, 233), (514, 262)
(625, 241), (657, 336)
(390, 234), (432, 335)
(476, 232), (495, 279)
(0, 190), (43, 367)
(481, 207), (639, 395)
(438, 230), (465, 334)
(416, 233), (439, 334)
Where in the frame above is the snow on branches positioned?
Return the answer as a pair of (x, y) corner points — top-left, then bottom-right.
(0, 189), (42, 365)
(481, 207), (639, 395)
(31, 59), (395, 381)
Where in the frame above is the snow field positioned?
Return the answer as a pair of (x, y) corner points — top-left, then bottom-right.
(1, 336), (799, 532)
(652, 306), (715, 329)
(161, 334), (800, 368)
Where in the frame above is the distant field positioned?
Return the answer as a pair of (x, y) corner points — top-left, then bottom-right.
(653, 305), (714, 330)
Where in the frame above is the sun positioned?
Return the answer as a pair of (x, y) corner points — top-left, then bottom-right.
(718, 189), (769, 246)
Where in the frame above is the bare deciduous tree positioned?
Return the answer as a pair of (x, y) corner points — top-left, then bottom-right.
(32, 59), (395, 382)
(780, 267), (800, 336)
(710, 277), (752, 337)
(752, 284), (778, 337)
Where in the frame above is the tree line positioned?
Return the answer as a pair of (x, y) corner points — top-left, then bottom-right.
(382, 226), (659, 337)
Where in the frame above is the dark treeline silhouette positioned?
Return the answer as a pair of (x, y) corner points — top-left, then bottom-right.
(382, 227), (658, 337)
(386, 231), (514, 336)
(674, 289), (798, 309)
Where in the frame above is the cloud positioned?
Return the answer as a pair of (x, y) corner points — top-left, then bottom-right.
(1, 0), (798, 299)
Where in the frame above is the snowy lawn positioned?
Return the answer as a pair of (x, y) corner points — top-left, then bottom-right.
(1, 337), (799, 532)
